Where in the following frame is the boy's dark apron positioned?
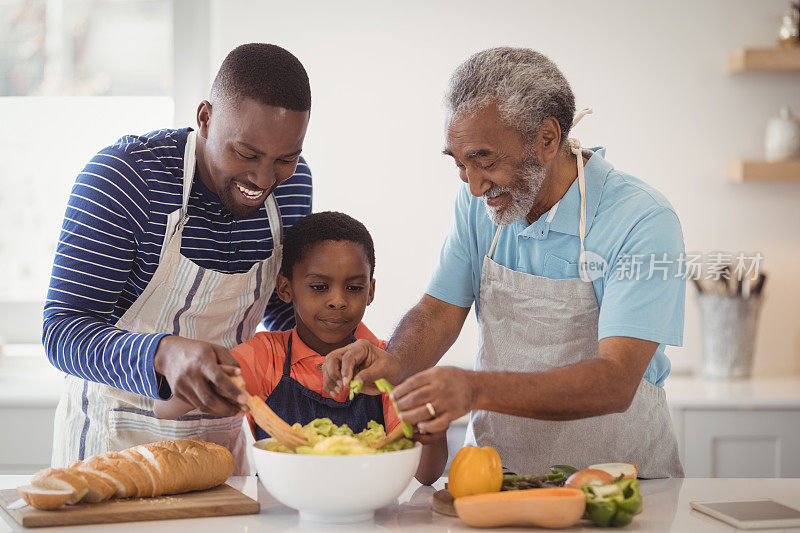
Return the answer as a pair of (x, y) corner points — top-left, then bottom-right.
(257, 333), (385, 440)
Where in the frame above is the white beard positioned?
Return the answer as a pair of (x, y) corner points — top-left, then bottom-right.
(483, 158), (546, 225)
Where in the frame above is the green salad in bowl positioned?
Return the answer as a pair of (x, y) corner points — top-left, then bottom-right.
(256, 418), (413, 455)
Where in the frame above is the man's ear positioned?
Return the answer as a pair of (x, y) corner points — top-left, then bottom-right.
(196, 100), (212, 138)
(535, 116), (562, 164)
(275, 273), (293, 303)
(366, 278), (376, 306)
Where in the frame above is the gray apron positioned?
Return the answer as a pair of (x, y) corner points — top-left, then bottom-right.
(465, 110), (684, 478)
(52, 131), (282, 475)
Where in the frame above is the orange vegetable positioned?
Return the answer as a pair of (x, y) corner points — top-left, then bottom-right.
(564, 468), (615, 489)
(454, 487), (586, 528)
(448, 446), (503, 499)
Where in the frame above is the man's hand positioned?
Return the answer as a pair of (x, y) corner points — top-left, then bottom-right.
(153, 335), (247, 416)
(391, 366), (476, 434)
(322, 339), (402, 396)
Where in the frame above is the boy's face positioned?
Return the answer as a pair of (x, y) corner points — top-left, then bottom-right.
(276, 240), (375, 353)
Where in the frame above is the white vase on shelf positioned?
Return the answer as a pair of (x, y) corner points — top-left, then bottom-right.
(764, 106), (800, 162)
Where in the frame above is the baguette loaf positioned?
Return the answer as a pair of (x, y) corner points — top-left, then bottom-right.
(30, 469), (88, 504)
(17, 486), (74, 510)
(67, 460), (116, 503)
(20, 439), (234, 509)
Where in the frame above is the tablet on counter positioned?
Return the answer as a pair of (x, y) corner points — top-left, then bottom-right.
(690, 499), (800, 529)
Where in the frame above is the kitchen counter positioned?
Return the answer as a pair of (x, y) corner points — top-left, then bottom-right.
(664, 374), (800, 409)
(3, 346), (800, 476)
(2, 475), (800, 532)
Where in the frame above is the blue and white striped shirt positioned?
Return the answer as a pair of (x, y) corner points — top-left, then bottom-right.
(43, 128), (312, 399)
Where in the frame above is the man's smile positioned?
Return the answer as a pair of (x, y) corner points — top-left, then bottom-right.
(485, 191), (509, 207)
(233, 181), (268, 205)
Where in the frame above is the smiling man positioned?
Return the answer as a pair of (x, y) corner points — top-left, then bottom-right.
(44, 44), (311, 473)
(323, 47), (685, 477)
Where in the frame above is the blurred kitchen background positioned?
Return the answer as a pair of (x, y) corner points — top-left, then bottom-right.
(1, 0), (799, 477)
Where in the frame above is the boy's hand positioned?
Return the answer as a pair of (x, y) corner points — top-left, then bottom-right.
(413, 428), (447, 445)
(322, 339), (402, 396)
(219, 365), (249, 413)
(220, 364), (242, 378)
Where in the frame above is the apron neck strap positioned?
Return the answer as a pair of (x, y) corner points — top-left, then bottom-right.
(180, 130), (198, 220)
(283, 333), (294, 377)
(572, 107), (593, 128)
(264, 194), (282, 248)
(567, 107), (592, 281)
(488, 224), (502, 260)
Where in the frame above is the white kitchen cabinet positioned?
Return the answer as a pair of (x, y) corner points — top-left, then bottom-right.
(666, 376), (800, 478)
(673, 408), (800, 477)
(0, 347), (64, 474)
(0, 406), (56, 474)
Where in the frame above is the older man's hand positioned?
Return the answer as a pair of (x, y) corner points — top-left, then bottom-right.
(391, 366), (477, 434)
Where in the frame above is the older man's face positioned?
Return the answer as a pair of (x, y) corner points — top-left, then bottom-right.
(444, 102), (545, 225)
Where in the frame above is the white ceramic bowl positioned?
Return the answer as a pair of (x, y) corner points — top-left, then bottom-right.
(252, 440), (422, 523)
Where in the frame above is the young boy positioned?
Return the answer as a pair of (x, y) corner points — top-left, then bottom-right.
(155, 211), (447, 484)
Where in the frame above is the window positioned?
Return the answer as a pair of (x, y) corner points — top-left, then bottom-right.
(0, 0), (174, 304)
(1, 0), (173, 97)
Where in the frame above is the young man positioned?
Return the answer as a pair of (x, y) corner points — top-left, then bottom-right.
(45, 43), (312, 473)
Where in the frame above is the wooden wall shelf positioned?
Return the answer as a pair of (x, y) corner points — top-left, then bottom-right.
(727, 159), (800, 182)
(728, 47), (800, 73)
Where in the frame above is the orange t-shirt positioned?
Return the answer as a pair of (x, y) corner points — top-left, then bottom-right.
(231, 322), (401, 439)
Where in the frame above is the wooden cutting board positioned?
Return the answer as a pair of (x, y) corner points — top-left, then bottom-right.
(0, 483), (260, 528)
(431, 488), (457, 517)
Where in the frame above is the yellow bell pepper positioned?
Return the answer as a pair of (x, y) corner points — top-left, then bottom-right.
(448, 446), (503, 498)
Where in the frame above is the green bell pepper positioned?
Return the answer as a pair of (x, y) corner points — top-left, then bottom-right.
(374, 378), (414, 438)
(582, 478), (642, 527)
(549, 464), (578, 477)
(348, 379), (362, 400)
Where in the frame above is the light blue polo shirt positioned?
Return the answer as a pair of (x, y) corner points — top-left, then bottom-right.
(426, 148), (685, 386)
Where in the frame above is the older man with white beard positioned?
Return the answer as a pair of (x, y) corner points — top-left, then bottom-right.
(323, 48), (686, 477)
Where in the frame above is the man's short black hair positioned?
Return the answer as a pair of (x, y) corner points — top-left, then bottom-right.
(281, 211), (375, 280)
(211, 43), (311, 111)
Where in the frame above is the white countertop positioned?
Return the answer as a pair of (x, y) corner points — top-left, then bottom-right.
(664, 374), (800, 409)
(0, 348), (64, 408)
(2, 475), (800, 532)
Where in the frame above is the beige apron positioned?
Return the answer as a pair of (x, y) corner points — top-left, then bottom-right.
(465, 110), (684, 478)
(52, 131), (282, 475)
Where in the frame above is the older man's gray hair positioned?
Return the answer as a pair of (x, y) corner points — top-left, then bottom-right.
(446, 47), (575, 147)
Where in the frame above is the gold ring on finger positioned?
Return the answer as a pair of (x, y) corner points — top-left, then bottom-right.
(425, 402), (436, 418)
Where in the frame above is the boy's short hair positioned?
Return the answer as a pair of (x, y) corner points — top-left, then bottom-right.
(211, 43), (311, 111)
(281, 211), (376, 279)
